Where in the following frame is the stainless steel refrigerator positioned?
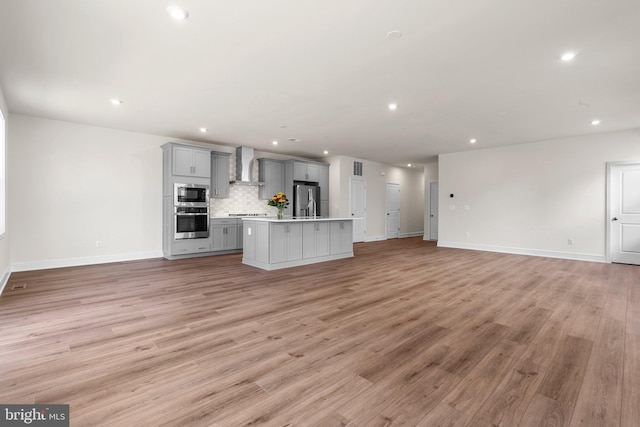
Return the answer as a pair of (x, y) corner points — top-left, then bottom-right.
(293, 184), (321, 217)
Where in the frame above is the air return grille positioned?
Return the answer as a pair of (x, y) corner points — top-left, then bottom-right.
(353, 161), (363, 176)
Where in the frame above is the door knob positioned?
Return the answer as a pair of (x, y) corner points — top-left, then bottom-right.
(612, 217), (619, 221)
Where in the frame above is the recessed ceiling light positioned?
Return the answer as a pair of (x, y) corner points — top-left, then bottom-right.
(591, 119), (601, 125)
(279, 124), (287, 128)
(386, 30), (403, 40)
(388, 103), (398, 111)
(110, 99), (123, 105)
(167, 5), (189, 20)
(323, 150), (329, 155)
(407, 163), (412, 167)
(560, 51), (577, 62)
(272, 140), (278, 145)
(199, 127), (208, 133)
(470, 138), (477, 144)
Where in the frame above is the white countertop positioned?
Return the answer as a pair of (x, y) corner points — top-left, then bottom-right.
(241, 217), (352, 222)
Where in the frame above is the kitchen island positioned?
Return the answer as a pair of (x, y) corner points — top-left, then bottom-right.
(242, 217), (354, 270)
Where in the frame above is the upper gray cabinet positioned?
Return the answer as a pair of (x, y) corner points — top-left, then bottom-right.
(171, 144), (211, 178)
(284, 159), (330, 217)
(318, 164), (329, 200)
(258, 158), (285, 200)
(293, 161), (320, 182)
(211, 151), (231, 198)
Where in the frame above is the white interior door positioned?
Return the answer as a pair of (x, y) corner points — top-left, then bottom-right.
(609, 162), (640, 265)
(350, 177), (366, 242)
(386, 182), (400, 239)
(429, 181), (439, 240)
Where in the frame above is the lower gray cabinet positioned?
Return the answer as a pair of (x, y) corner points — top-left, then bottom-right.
(270, 223), (303, 263)
(303, 221), (330, 259)
(211, 218), (242, 251)
(330, 220), (353, 254)
(170, 239), (211, 256)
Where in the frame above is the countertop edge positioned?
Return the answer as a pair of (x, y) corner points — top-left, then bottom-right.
(240, 217), (353, 222)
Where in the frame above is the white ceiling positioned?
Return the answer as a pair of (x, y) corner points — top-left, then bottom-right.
(1, 0), (639, 166)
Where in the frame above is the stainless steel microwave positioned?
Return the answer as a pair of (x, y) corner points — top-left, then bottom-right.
(174, 183), (209, 206)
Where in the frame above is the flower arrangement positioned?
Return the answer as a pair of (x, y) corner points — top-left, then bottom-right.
(267, 192), (289, 219)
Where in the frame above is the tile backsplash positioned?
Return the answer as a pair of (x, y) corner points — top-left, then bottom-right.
(210, 153), (279, 217)
(210, 185), (276, 216)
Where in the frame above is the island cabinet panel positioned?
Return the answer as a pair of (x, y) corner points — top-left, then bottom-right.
(242, 218), (353, 270)
(303, 222), (330, 259)
(330, 220), (353, 254)
(270, 223), (303, 263)
(172, 145), (211, 178)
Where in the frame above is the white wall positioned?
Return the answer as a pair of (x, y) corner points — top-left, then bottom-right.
(329, 156), (425, 241)
(438, 129), (640, 261)
(9, 115), (167, 270)
(0, 84), (10, 293)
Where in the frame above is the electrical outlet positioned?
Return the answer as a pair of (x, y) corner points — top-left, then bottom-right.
(568, 238), (574, 245)
(96, 240), (103, 248)
(466, 232), (471, 238)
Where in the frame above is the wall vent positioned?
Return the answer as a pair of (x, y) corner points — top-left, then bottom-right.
(353, 161), (363, 176)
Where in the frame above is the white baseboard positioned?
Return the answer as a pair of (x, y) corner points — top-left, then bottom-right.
(11, 250), (164, 272)
(400, 232), (424, 238)
(437, 241), (607, 263)
(0, 264), (11, 296)
(364, 235), (386, 242)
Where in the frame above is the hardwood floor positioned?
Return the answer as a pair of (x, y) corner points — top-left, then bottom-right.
(1, 237), (638, 426)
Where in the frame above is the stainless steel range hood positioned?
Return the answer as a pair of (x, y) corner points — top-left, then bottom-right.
(229, 146), (265, 186)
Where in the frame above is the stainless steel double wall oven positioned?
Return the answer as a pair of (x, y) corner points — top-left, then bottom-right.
(173, 183), (209, 239)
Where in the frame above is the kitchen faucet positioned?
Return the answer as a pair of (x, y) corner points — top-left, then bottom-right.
(307, 188), (317, 218)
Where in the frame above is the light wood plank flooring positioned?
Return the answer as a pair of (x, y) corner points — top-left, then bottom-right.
(1, 238), (639, 426)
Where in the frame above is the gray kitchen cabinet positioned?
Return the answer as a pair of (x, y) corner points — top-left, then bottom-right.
(330, 220), (353, 254)
(170, 239), (211, 256)
(270, 222), (303, 263)
(318, 164), (329, 216)
(293, 161), (320, 182)
(210, 218), (240, 251)
(284, 160), (330, 217)
(242, 218), (353, 270)
(172, 145), (211, 178)
(243, 220), (269, 263)
(303, 221), (330, 259)
(258, 158), (284, 200)
(210, 151), (231, 198)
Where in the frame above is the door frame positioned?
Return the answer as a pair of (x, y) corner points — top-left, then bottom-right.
(349, 176), (367, 242)
(429, 181), (439, 241)
(606, 160), (640, 263)
(386, 182), (400, 239)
